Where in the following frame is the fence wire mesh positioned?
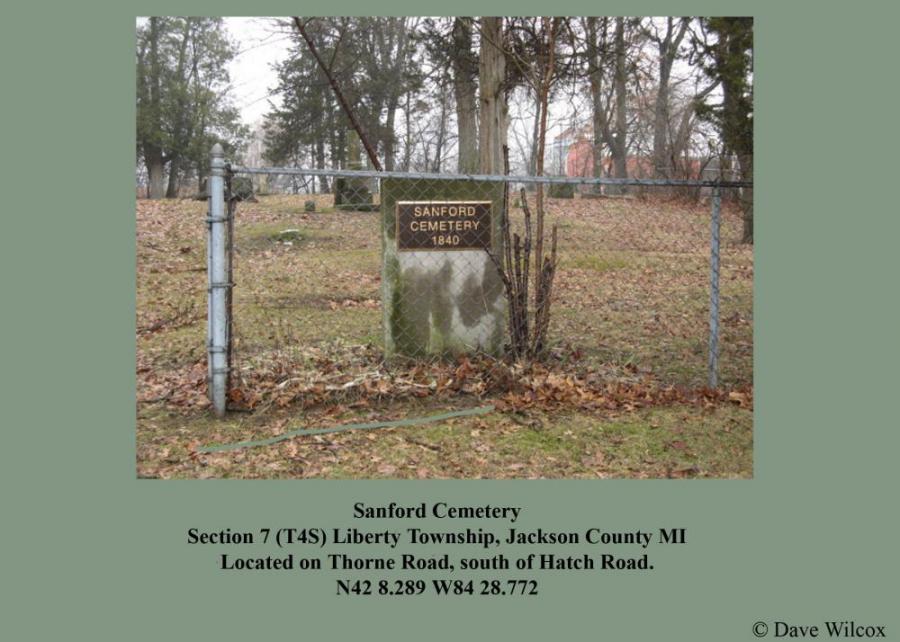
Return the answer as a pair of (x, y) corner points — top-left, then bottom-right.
(215, 165), (752, 412)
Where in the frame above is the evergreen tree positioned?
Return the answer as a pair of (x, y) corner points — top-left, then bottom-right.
(136, 17), (245, 198)
(696, 17), (754, 242)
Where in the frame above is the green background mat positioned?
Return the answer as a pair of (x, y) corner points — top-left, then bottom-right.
(3, 2), (898, 640)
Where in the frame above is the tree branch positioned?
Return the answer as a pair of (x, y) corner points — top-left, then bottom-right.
(292, 17), (383, 171)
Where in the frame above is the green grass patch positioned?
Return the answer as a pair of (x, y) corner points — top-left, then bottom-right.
(137, 400), (752, 479)
(564, 253), (632, 273)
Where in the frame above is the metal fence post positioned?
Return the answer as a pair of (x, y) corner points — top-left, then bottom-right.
(208, 144), (228, 416)
(708, 185), (722, 388)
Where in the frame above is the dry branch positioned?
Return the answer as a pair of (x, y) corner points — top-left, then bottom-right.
(490, 183), (559, 361)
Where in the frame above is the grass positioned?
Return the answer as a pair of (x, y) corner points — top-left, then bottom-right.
(136, 193), (753, 479)
(565, 253), (632, 273)
(137, 398), (751, 479)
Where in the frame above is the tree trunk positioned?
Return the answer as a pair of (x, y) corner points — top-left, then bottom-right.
(434, 86), (449, 172)
(532, 17), (559, 307)
(652, 18), (688, 178)
(146, 150), (166, 199)
(739, 154), (753, 243)
(452, 18), (479, 173)
(145, 17), (165, 200)
(316, 138), (328, 192)
(671, 104), (695, 176)
(165, 159), (179, 198)
(335, 127), (346, 170)
(652, 61), (671, 177)
(612, 17), (628, 183)
(383, 96), (399, 171)
(478, 17), (507, 174)
(586, 17), (607, 193)
(165, 18), (193, 199)
(596, 17), (629, 195)
(403, 91), (413, 171)
(529, 89), (541, 175)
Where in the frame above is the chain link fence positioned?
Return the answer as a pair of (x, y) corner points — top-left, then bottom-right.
(206, 148), (752, 416)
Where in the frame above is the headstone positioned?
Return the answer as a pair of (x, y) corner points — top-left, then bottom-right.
(256, 174), (270, 195)
(335, 130), (374, 211)
(196, 176), (256, 201)
(229, 176), (255, 202)
(382, 178), (506, 357)
(548, 181), (575, 198)
(193, 177), (209, 201)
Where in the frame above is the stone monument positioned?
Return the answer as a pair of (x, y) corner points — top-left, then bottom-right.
(381, 178), (506, 357)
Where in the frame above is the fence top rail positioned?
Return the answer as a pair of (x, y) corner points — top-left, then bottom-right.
(227, 164), (752, 189)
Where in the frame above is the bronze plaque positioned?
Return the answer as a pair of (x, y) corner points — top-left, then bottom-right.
(396, 201), (492, 251)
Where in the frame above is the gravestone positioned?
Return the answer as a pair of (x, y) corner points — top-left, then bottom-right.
(229, 176), (255, 202)
(382, 178), (506, 357)
(548, 181), (575, 199)
(335, 130), (374, 211)
(194, 176), (255, 202)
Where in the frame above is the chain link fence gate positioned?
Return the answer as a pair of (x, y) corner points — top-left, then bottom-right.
(207, 146), (753, 417)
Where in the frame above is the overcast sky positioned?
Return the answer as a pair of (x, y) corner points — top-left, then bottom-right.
(222, 17), (710, 131)
(225, 17), (293, 126)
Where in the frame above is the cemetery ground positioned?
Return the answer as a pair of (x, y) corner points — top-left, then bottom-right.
(137, 192), (753, 479)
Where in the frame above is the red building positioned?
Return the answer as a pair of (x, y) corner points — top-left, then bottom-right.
(553, 125), (707, 181)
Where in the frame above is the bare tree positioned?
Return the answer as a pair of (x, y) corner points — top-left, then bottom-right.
(643, 17), (690, 178)
(611, 18), (629, 185)
(583, 17), (608, 188)
(581, 17), (632, 192)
